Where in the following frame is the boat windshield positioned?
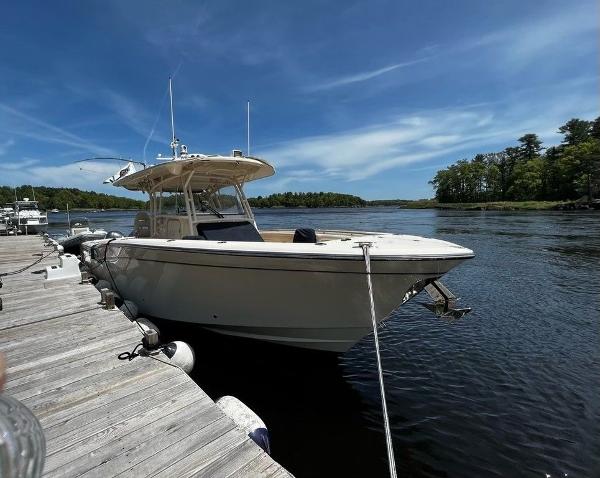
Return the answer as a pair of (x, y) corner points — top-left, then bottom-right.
(16, 202), (39, 210)
(193, 185), (245, 216)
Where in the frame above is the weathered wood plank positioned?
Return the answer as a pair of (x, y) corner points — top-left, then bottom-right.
(124, 416), (236, 478)
(6, 331), (138, 390)
(78, 405), (225, 478)
(6, 329), (139, 381)
(196, 439), (264, 477)
(150, 427), (248, 477)
(4, 311), (134, 360)
(39, 366), (177, 430)
(0, 309), (133, 351)
(44, 373), (191, 441)
(227, 452), (284, 478)
(45, 395), (212, 476)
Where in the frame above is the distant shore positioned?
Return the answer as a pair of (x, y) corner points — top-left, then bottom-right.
(254, 199), (599, 211)
(401, 200), (599, 211)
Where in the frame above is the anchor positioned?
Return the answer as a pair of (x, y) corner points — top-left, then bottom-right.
(420, 279), (471, 319)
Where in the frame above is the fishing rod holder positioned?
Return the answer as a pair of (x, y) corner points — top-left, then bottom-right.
(421, 279), (471, 319)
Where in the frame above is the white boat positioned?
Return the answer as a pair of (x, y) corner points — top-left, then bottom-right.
(10, 198), (48, 235)
(59, 219), (108, 255)
(0, 209), (15, 236)
(50, 208), (60, 213)
(82, 146), (474, 352)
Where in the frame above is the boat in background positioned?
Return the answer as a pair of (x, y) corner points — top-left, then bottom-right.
(58, 218), (109, 255)
(10, 198), (48, 235)
(0, 207), (15, 236)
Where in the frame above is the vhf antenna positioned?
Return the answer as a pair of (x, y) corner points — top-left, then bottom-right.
(169, 76), (177, 160)
(247, 100), (250, 157)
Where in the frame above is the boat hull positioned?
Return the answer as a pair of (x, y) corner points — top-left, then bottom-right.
(17, 223), (47, 235)
(85, 241), (469, 352)
(60, 232), (107, 255)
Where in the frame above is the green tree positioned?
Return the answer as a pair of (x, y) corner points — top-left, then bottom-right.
(558, 118), (591, 146)
(430, 117), (598, 203)
(560, 139), (600, 200)
(509, 158), (544, 200)
(518, 134), (543, 161)
(590, 116), (600, 141)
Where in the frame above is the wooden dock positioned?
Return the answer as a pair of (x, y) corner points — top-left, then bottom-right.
(0, 235), (291, 477)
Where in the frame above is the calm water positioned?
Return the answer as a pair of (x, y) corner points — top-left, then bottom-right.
(48, 208), (600, 477)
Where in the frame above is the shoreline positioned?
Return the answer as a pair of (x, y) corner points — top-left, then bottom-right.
(252, 200), (599, 211)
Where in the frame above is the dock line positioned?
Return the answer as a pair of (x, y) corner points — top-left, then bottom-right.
(360, 242), (397, 478)
(0, 248), (57, 280)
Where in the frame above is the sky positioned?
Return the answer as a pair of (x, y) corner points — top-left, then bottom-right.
(0, 0), (598, 200)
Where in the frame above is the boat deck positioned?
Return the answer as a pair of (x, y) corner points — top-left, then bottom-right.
(0, 235), (291, 477)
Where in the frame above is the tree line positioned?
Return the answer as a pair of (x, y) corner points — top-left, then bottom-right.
(0, 186), (146, 210)
(430, 117), (600, 203)
(249, 191), (366, 208)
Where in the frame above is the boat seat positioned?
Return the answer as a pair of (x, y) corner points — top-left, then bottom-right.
(293, 228), (317, 243)
(188, 221), (264, 242)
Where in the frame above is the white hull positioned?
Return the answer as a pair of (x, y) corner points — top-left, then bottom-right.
(83, 234), (471, 352)
(17, 223), (47, 234)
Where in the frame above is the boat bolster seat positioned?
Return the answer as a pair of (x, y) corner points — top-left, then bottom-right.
(293, 228), (317, 243)
(187, 221), (264, 242)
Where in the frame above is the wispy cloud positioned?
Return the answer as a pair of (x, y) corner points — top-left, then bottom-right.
(0, 157), (40, 170)
(102, 90), (154, 139)
(306, 58), (429, 92)
(460, 7), (598, 69)
(0, 138), (15, 156)
(0, 103), (114, 156)
(258, 86), (598, 184)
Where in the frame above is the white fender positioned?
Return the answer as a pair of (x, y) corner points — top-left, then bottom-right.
(216, 396), (270, 454)
(160, 341), (195, 374)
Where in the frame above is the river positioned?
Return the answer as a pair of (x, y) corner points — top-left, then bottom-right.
(47, 208), (600, 477)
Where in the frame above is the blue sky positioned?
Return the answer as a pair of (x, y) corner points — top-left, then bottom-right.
(0, 0), (598, 199)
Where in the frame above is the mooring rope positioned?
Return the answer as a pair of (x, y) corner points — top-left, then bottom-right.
(0, 249), (57, 278)
(360, 242), (397, 478)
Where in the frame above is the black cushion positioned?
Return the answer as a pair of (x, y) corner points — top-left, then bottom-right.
(195, 221), (264, 242)
(293, 228), (317, 243)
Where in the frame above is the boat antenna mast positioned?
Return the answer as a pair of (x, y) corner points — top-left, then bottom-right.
(247, 100), (250, 157)
(169, 76), (179, 160)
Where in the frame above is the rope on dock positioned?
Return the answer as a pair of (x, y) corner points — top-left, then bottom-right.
(360, 242), (397, 478)
(0, 248), (57, 282)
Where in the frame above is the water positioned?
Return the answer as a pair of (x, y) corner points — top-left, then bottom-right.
(47, 208), (600, 477)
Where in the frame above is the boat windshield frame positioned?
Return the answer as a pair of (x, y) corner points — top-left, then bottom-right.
(147, 172), (255, 238)
(14, 201), (41, 211)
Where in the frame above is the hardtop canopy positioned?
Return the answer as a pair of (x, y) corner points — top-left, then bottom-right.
(113, 155), (275, 193)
